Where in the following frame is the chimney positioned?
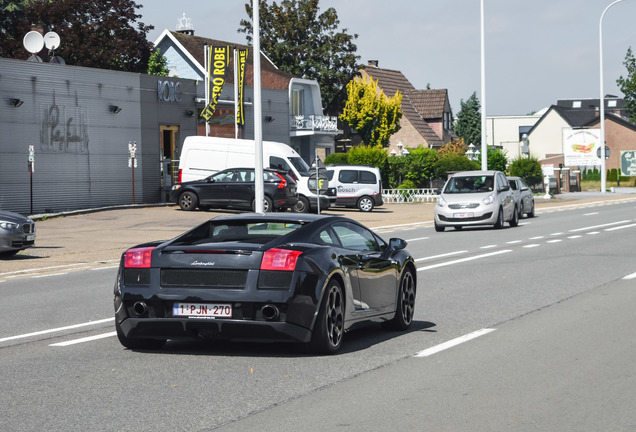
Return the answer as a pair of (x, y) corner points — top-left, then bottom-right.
(368, 60), (379, 68)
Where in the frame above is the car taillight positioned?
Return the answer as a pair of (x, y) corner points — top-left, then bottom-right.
(275, 172), (287, 189)
(124, 247), (155, 268)
(261, 248), (302, 271)
(177, 169), (182, 184)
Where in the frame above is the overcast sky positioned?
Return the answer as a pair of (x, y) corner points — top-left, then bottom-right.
(139, 0), (636, 116)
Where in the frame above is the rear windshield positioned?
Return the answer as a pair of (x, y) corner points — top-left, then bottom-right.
(444, 175), (494, 193)
(173, 220), (306, 245)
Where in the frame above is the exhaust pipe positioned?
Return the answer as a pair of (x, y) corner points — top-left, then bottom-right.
(261, 304), (279, 321)
(133, 301), (148, 317)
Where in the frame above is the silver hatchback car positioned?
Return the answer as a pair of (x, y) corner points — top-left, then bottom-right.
(434, 170), (517, 232)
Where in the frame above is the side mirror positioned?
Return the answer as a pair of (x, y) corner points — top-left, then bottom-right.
(500, 185), (510, 192)
(434, 188), (442, 195)
(389, 238), (407, 251)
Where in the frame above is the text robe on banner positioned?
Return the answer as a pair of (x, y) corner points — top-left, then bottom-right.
(201, 45), (230, 123)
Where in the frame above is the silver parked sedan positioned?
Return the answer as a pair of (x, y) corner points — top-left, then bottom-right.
(434, 170), (517, 232)
(508, 176), (535, 218)
(0, 210), (36, 257)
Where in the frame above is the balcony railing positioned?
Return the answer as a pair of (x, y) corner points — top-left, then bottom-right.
(290, 115), (338, 133)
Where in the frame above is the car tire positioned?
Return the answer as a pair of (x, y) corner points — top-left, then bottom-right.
(383, 268), (415, 331)
(528, 201), (535, 218)
(178, 191), (198, 211)
(357, 196), (374, 212)
(310, 279), (344, 354)
(434, 221), (445, 232)
(494, 207), (504, 229)
(115, 320), (165, 350)
(292, 196), (310, 213)
(519, 203), (524, 219)
(252, 196), (273, 212)
(509, 205), (519, 227)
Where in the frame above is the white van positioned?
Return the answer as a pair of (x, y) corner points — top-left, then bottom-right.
(325, 164), (383, 212)
(177, 136), (330, 212)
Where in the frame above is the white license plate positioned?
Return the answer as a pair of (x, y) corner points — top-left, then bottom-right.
(453, 212), (474, 218)
(26, 234), (35, 241)
(173, 303), (232, 318)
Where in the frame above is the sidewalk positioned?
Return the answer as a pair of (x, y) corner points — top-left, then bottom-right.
(2, 190), (636, 274)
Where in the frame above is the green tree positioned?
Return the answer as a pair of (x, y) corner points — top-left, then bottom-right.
(617, 47), (636, 123)
(239, 0), (360, 109)
(1, 0), (153, 72)
(433, 154), (480, 180)
(454, 92), (481, 146)
(147, 48), (169, 76)
(509, 156), (543, 187)
(479, 147), (508, 172)
(340, 74), (402, 147)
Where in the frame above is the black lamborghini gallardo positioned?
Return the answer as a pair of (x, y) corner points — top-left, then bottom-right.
(114, 213), (416, 354)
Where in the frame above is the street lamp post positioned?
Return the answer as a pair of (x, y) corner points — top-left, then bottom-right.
(599, 0), (625, 193)
(480, 0), (487, 171)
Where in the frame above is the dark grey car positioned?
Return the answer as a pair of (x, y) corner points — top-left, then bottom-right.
(0, 210), (36, 257)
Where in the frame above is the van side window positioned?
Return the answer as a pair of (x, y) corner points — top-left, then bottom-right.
(339, 170), (358, 184)
(269, 156), (290, 172)
(359, 171), (376, 184)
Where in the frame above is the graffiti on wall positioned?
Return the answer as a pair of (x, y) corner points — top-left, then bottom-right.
(40, 95), (89, 153)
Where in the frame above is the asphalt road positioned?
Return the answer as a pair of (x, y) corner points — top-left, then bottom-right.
(1, 194), (636, 431)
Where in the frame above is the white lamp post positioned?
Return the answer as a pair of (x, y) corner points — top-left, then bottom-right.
(480, 0), (487, 171)
(599, 0), (625, 193)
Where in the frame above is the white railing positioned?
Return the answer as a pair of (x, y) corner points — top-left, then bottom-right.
(382, 188), (439, 203)
(291, 115), (338, 132)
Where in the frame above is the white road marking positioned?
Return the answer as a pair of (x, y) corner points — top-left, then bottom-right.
(605, 223), (636, 231)
(523, 244), (540, 248)
(587, 231), (600, 235)
(568, 235), (582, 239)
(506, 240), (522, 244)
(50, 331), (117, 347)
(480, 245), (497, 249)
(547, 239), (562, 243)
(417, 250), (512, 272)
(414, 328), (496, 357)
(0, 318), (114, 343)
(529, 236), (544, 240)
(624, 272), (636, 280)
(0, 262), (89, 277)
(415, 250), (467, 262)
(569, 220), (631, 232)
(405, 237), (429, 242)
(584, 212), (599, 216)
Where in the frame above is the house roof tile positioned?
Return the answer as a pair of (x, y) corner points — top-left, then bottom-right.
(361, 66), (443, 147)
(170, 31), (295, 89)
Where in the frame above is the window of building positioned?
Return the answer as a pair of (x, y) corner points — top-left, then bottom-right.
(292, 89), (304, 116)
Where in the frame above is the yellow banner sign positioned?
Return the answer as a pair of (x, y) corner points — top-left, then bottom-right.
(201, 46), (230, 123)
(236, 48), (248, 125)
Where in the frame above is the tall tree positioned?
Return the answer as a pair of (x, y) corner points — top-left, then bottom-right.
(617, 47), (636, 123)
(238, 0), (360, 110)
(454, 92), (482, 147)
(0, 0), (153, 73)
(147, 48), (169, 76)
(339, 74), (402, 147)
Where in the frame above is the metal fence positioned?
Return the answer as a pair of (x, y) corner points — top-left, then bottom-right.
(382, 188), (438, 203)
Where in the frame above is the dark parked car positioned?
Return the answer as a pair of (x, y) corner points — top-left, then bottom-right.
(170, 168), (298, 212)
(0, 210), (36, 257)
(113, 213), (417, 354)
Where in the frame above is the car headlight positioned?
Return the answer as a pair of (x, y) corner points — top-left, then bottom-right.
(483, 194), (496, 205)
(0, 221), (19, 230)
(436, 196), (446, 207)
(171, 185), (181, 191)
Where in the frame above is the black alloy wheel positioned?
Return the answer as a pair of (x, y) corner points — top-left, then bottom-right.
(310, 280), (344, 354)
(384, 268), (416, 330)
